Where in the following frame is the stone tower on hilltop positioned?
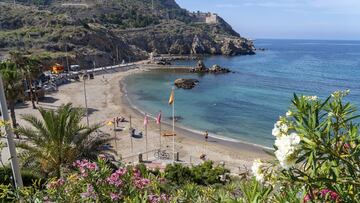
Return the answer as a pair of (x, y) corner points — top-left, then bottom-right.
(205, 13), (218, 24)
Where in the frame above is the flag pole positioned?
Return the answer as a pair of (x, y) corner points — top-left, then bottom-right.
(131, 135), (133, 153)
(145, 114), (148, 160)
(159, 121), (162, 149)
(172, 87), (175, 163)
(159, 111), (162, 150)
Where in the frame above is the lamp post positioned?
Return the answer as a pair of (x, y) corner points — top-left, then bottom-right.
(65, 44), (70, 73)
(83, 74), (89, 127)
(0, 75), (23, 189)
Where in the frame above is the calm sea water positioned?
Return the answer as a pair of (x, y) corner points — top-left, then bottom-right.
(124, 39), (360, 147)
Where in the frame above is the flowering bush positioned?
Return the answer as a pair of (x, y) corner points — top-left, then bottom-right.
(12, 157), (171, 202)
(3, 91), (360, 202)
(252, 90), (360, 202)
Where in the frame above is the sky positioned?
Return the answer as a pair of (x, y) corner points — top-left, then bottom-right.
(176, 0), (360, 40)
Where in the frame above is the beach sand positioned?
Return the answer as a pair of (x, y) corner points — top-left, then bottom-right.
(14, 64), (272, 173)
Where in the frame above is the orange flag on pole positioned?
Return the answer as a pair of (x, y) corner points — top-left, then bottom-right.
(168, 89), (174, 105)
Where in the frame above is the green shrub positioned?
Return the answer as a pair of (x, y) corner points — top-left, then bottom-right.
(191, 161), (229, 185)
(0, 166), (45, 187)
(165, 161), (229, 186)
(165, 163), (192, 185)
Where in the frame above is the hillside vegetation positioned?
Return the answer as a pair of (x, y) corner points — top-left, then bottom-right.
(0, 0), (255, 68)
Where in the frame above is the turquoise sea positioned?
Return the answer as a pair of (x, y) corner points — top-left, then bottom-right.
(124, 39), (360, 147)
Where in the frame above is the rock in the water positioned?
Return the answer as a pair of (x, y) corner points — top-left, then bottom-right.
(191, 62), (231, 74)
(192, 60), (208, 72)
(209, 64), (231, 73)
(174, 78), (199, 89)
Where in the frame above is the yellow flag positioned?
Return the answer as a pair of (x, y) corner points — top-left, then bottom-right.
(168, 89), (174, 105)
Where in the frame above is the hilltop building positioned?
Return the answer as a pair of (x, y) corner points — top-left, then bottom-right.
(189, 11), (219, 24)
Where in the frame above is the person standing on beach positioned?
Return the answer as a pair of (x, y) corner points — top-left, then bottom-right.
(204, 131), (209, 142)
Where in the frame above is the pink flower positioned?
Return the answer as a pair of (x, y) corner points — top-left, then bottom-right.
(80, 184), (97, 199)
(56, 178), (65, 186)
(73, 160), (98, 174)
(107, 172), (122, 187)
(304, 189), (340, 202)
(319, 189), (339, 200)
(148, 194), (160, 203)
(343, 143), (351, 151)
(133, 168), (141, 178)
(98, 154), (107, 160)
(148, 194), (170, 203)
(110, 193), (120, 201)
(304, 194), (311, 202)
(115, 168), (127, 176)
(87, 162), (98, 171)
(46, 178), (65, 189)
(134, 178), (150, 189)
(160, 194), (170, 202)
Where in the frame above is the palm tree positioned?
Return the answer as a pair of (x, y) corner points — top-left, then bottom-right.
(17, 103), (115, 178)
(10, 52), (42, 109)
(23, 56), (42, 108)
(0, 61), (24, 130)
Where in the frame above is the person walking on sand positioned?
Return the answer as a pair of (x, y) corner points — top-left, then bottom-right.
(204, 131), (209, 142)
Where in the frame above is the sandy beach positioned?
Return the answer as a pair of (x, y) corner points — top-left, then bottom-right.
(13, 64), (272, 173)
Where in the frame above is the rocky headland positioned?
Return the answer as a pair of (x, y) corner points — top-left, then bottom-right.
(0, 0), (255, 68)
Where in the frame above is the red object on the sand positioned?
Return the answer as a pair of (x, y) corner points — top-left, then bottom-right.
(144, 114), (149, 126)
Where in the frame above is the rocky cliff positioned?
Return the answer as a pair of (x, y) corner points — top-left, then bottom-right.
(0, 0), (255, 68)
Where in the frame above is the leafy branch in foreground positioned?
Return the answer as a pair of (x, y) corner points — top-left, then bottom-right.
(252, 90), (360, 202)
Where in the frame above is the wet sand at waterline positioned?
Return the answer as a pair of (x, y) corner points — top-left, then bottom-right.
(13, 64), (271, 173)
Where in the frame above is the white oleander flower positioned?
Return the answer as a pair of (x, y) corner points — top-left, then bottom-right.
(290, 132), (301, 144)
(286, 110), (292, 117)
(331, 89), (350, 98)
(272, 120), (289, 137)
(274, 120), (282, 127)
(280, 124), (289, 133)
(251, 159), (264, 182)
(272, 126), (281, 137)
(274, 133), (301, 170)
(303, 95), (318, 101)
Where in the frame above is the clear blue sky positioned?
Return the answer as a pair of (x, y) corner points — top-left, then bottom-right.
(176, 0), (360, 40)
